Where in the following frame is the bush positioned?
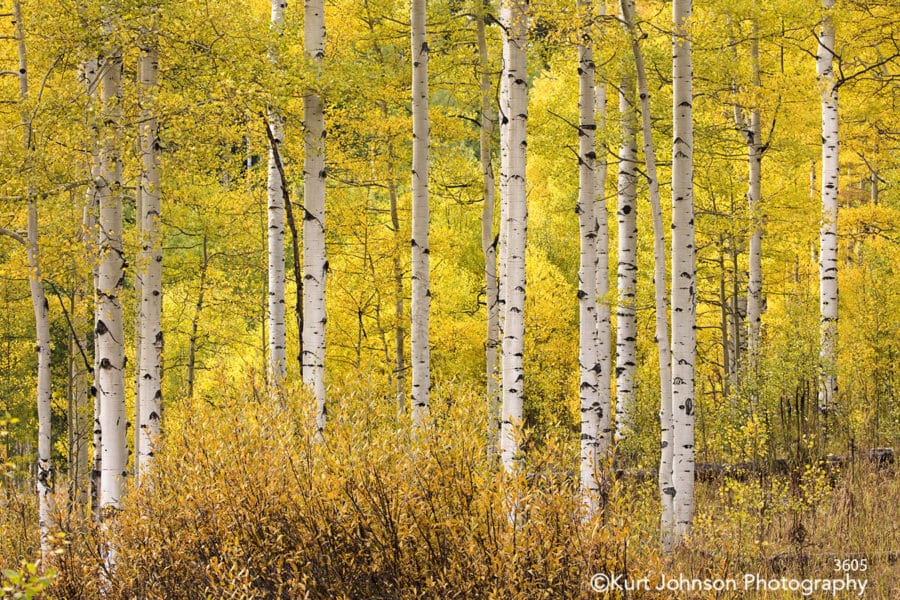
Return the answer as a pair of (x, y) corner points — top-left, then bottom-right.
(48, 383), (661, 599)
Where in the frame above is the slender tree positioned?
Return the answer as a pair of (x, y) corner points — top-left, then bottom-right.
(476, 0), (500, 456)
(614, 69), (637, 445)
(577, 0), (601, 512)
(593, 0), (612, 462)
(303, 0), (327, 433)
(97, 16), (127, 516)
(137, 17), (162, 483)
(620, 0), (674, 546)
(499, 0), (528, 474)
(6, 0), (54, 559)
(410, 0), (430, 426)
(670, 0), (695, 545)
(267, 0), (287, 387)
(816, 0), (838, 439)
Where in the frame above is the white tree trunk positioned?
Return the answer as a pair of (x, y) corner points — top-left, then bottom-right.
(621, 0), (674, 547)
(97, 40), (127, 516)
(81, 57), (103, 522)
(593, 1), (612, 462)
(817, 0), (838, 428)
(745, 28), (763, 370)
(577, 0), (601, 513)
(476, 3), (500, 458)
(671, 0), (695, 545)
(614, 72), (637, 445)
(303, 0), (327, 433)
(410, 0), (431, 426)
(137, 28), (162, 484)
(499, 0), (527, 474)
(268, 0), (287, 387)
(12, 0), (54, 560)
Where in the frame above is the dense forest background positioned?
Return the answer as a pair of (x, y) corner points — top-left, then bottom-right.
(0, 0), (898, 596)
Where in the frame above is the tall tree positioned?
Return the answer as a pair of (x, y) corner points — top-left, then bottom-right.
(614, 69), (637, 445)
(137, 14), (162, 483)
(816, 0), (838, 439)
(577, 0), (601, 512)
(410, 0), (430, 426)
(476, 0), (500, 455)
(620, 0), (674, 546)
(267, 0), (287, 387)
(303, 0), (327, 433)
(97, 13), (127, 516)
(670, 0), (695, 545)
(593, 0), (612, 462)
(499, 0), (528, 473)
(10, 0), (54, 558)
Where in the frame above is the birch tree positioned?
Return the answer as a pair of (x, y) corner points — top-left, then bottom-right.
(303, 0), (328, 433)
(671, 0), (695, 545)
(614, 69), (637, 445)
(97, 18), (127, 515)
(499, 0), (528, 473)
(410, 0), (430, 426)
(476, 1), (500, 455)
(577, 0), (601, 512)
(137, 18), (162, 484)
(817, 0), (838, 433)
(267, 0), (287, 387)
(620, 0), (674, 545)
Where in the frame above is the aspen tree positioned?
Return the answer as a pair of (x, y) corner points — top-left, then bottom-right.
(410, 0), (430, 426)
(476, 0), (500, 455)
(137, 17), (162, 483)
(303, 0), (328, 433)
(614, 69), (637, 445)
(620, 0), (674, 546)
(593, 0), (612, 461)
(499, 0), (528, 473)
(817, 0), (838, 434)
(671, 0), (695, 544)
(97, 14), (127, 515)
(577, 0), (601, 512)
(268, 0), (287, 387)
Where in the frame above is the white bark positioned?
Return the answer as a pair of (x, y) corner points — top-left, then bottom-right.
(621, 0), (674, 546)
(817, 0), (838, 423)
(410, 0), (430, 426)
(745, 28), (763, 368)
(500, 0), (528, 474)
(577, 0), (601, 513)
(137, 27), (162, 484)
(13, 0), (54, 558)
(268, 0), (287, 387)
(303, 0), (327, 433)
(671, 0), (695, 545)
(614, 71), (637, 445)
(476, 3), (500, 458)
(593, 1), (612, 462)
(97, 39), (127, 516)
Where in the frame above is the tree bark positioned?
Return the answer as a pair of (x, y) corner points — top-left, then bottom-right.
(499, 0), (528, 474)
(12, 0), (54, 561)
(476, 1), (500, 458)
(97, 30), (127, 517)
(577, 0), (601, 514)
(614, 70), (637, 446)
(410, 0), (430, 426)
(137, 24), (162, 484)
(267, 0), (287, 387)
(593, 0), (612, 462)
(621, 0), (674, 546)
(817, 0), (838, 440)
(671, 0), (696, 546)
(303, 0), (327, 433)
